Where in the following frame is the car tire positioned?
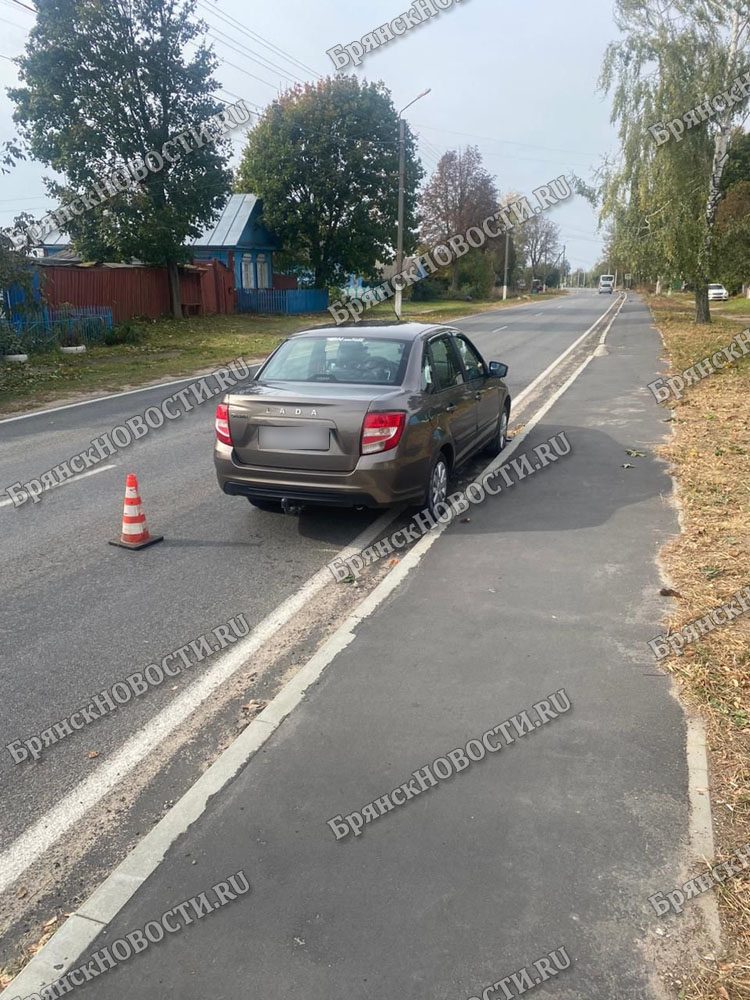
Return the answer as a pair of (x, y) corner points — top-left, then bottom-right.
(247, 497), (282, 512)
(486, 404), (510, 457)
(425, 451), (449, 519)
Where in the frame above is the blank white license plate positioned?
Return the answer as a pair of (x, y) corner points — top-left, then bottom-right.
(259, 425), (330, 451)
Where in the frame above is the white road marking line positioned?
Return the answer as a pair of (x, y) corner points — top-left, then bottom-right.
(492, 325), (508, 333)
(513, 293), (625, 411)
(0, 506), (403, 897)
(0, 464), (117, 509)
(1, 282), (633, 1000)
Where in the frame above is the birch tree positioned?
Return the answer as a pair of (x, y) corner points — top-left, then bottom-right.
(601, 0), (750, 322)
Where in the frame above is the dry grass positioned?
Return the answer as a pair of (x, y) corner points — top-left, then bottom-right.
(649, 294), (750, 1000)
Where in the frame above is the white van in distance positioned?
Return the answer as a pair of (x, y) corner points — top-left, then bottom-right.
(598, 275), (615, 294)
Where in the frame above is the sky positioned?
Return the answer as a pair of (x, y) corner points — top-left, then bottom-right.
(0, 0), (621, 271)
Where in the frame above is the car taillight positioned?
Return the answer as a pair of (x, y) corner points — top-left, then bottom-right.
(361, 412), (406, 455)
(215, 403), (233, 446)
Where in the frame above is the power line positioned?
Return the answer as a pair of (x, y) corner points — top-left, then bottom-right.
(413, 122), (599, 159)
(205, 25), (306, 85)
(196, 0), (321, 79)
(0, 13), (27, 30)
(188, 39), (281, 92)
(4, 0), (34, 12)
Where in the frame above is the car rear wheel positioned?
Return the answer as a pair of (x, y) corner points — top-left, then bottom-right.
(425, 452), (449, 518)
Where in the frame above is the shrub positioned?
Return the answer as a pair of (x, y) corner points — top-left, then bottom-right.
(57, 323), (84, 347)
(411, 277), (448, 301)
(457, 252), (495, 299)
(104, 321), (145, 346)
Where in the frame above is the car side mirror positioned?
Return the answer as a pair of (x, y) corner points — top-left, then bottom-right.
(489, 361), (508, 378)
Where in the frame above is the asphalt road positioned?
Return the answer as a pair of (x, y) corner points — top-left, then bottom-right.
(47, 293), (693, 1000)
(0, 290), (614, 853)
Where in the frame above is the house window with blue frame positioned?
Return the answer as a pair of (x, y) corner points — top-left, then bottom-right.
(256, 253), (270, 289)
(241, 254), (255, 289)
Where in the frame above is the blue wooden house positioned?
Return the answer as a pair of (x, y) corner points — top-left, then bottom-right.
(40, 193), (277, 292)
(191, 193), (277, 290)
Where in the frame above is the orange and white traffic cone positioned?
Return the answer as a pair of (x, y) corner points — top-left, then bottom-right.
(109, 474), (163, 550)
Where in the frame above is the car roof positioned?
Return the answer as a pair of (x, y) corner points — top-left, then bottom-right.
(288, 323), (445, 342)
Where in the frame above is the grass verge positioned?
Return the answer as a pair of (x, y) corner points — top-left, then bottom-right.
(0, 295), (565, 416)
(648, 293), (750, 1000)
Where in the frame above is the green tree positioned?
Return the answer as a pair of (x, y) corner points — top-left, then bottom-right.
(235, 76), (422, 290)
(514, 213), (561, 285)
(0, 142), (35, 306)
(714, 179), (750, 288)
(721, 129), (750, 190)
(9, 0), (233, 317)
(600, 0), (750, 322)
(420, 146), (498, 292)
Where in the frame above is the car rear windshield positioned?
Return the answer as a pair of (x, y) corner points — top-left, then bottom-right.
(260, 335), (412, 385)
(709, 284), (724, 289)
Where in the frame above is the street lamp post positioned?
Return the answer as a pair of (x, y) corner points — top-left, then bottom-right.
(395, 88), (431, 321)
(502, 229), (510, 300)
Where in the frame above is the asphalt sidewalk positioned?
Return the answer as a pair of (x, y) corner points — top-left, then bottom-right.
(11, 295), (709, 999)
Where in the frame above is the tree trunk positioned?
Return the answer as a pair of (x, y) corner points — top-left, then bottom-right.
(167, 261), (182, 319)
(451, 259), (459, 293)
(695, 282), (711, 325)
(695, 9), (738, 328)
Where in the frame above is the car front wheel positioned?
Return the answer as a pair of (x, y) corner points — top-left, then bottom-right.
(486, 406), (510, 457)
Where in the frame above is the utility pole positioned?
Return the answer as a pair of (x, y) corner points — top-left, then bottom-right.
(502, 230), (510, 300)
(396, 116), (406, 319)
(395, 88), (431, 321)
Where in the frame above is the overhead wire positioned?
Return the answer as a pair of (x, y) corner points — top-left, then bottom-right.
(205, 25), (305, 85)
(195, 0), (322, 79)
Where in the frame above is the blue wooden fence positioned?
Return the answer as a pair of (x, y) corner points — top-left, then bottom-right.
(236, 289), (329, 315)
(1, 302), (113, 353)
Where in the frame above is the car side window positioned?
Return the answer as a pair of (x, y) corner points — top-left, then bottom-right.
(421, 345), (438, 392)
(428, 335), (465, 390)
(453, 335), (487, 380)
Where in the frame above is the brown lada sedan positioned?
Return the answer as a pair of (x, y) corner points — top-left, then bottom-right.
(214, 323), (511, 514)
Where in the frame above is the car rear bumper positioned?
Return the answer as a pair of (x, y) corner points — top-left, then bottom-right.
(214, 443), (427, 508)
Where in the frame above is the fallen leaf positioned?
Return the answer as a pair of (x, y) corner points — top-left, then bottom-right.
(460, 517), (471, 523)
(660, 588), (682, 598)
(87, 751), (99, 759)
(241, 700), (266, 715)
(42, 917), (58, 929)
(16, 887), (27, 899)
(622, 463), (634, 469)
(626, 449), (645, 457)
